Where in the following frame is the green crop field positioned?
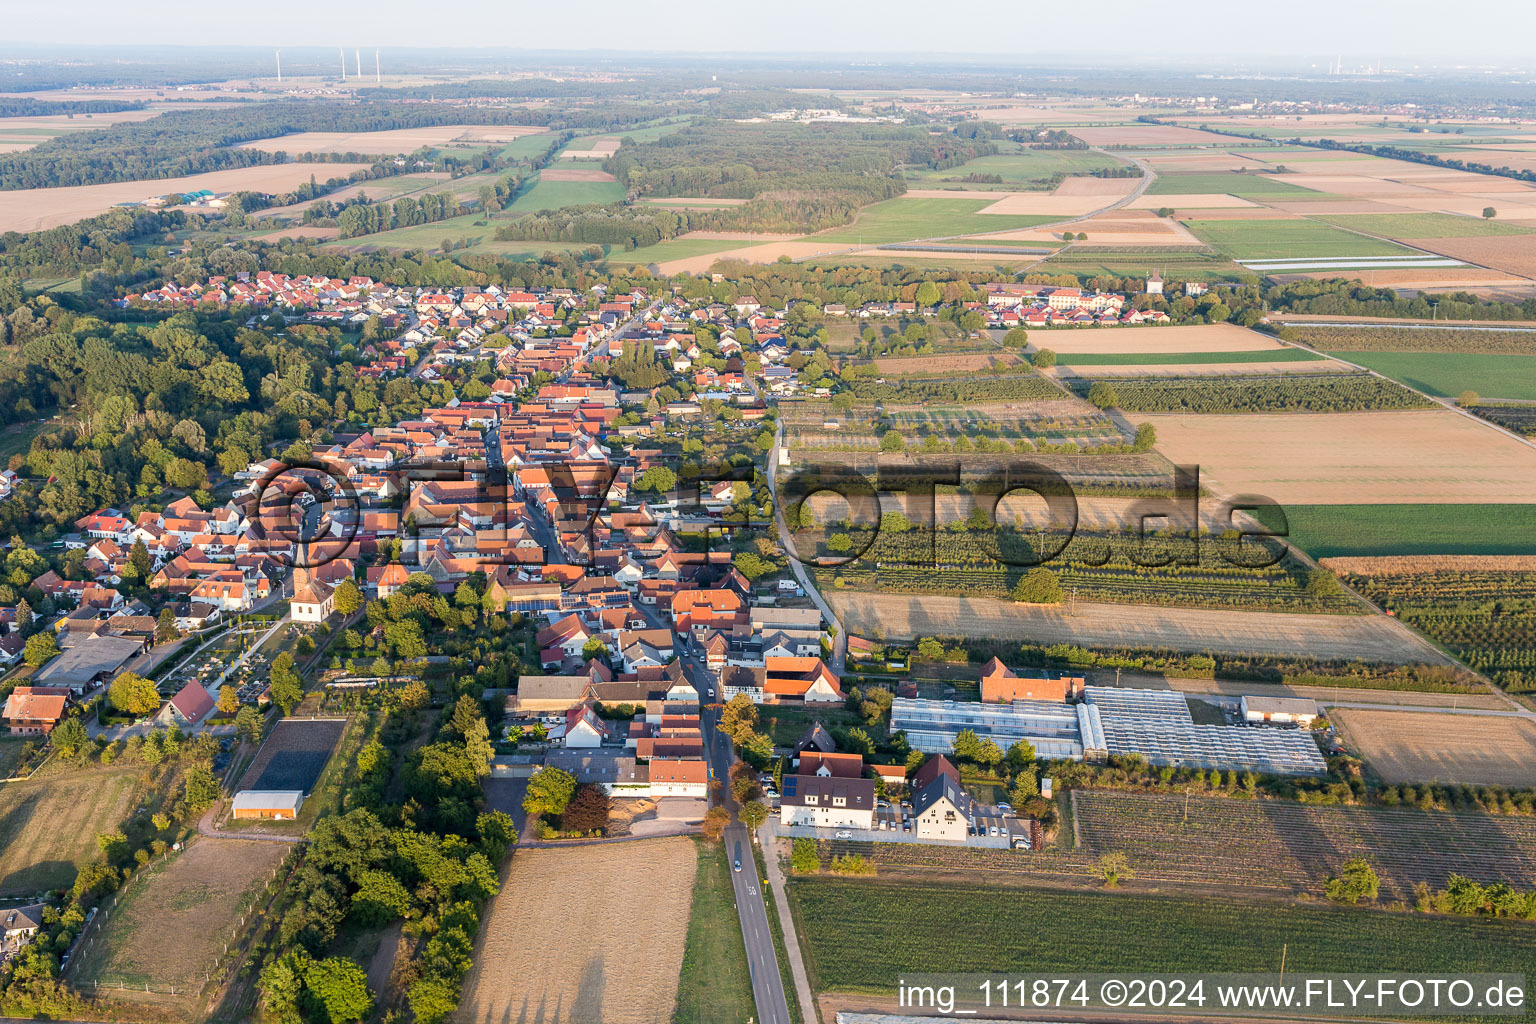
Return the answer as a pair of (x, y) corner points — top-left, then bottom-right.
(507, 175), (626, 212)
(1057, 348), (1326, 366)
(1334, 351), (1536, 401)
(607, 237), (745, 265)
(496, 133), (560, 161)
(1148, 173), (1322, 196)
(1254, 503), (1536, 558)
(1315, 213), (1536, 238)
(791, 879), (1536, 1010)
(1181, 218), (1414, 259)
(907, 150), (1124, 186)
(813, 198), (1054, 245)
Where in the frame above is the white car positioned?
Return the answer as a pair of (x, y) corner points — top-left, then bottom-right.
(834, 830), (853, 840)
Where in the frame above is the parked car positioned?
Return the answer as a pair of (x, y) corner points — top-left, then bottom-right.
(834, 830), (853, 840)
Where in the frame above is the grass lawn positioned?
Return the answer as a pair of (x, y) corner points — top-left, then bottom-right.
(507, 175), (625, 213)
(1315, 213), (1536, 238)
(0, 738), (27, 779)
(1334, 351), (1536, 401)
(907, 150), (1123, 186)
(790, 879), (1536, 1000)
(672, 838), (756, 1024)
(813, 198), (1055, 245)
(0, 768), (146, 895)
(1057, 349), (1325, 366)
(1253, 503), (1536, 558)
(0, 418), (59, 463)
(763, 705), (864, 747)
(1148, 173), (1323, 196)
(1181, 218), (1415, 259)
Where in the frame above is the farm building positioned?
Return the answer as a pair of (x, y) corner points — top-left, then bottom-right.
(232, 790), (305, 820)
(1240, 695), (1320, 726)
(890, 687), (1327, 776)
(31, 634), (146, 694)
(1, 686), (70, 735)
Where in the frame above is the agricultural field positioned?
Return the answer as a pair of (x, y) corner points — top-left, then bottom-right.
(1340, 568), (1536, 693)
(906, 149), (1124, 187)
(1282, 323), (1536, 355)
(812, 198), (1055, 244)
(1071, 791), (1536, 898)
(1180, 218), (1415, 259)
(1148, 173), (1323, 197)
(236, 718), (345, 792)
(1331, 352), (1536, 401)
(1085, 373), (1432, 412)
(1257, 504), (1536, 559)
(1052, 348), (1327, 366)
(672, 839), (755, 1024)
(1131, 409), (1536, 505)
(1024, 323), (1283, 354)
(791, 879), (1536, 998)
(824, 592), (1445, 663)
(506, 175), (626, 212)
(235, 125), (545, 155)
(1314, 212), (1536, 238)
(1471, 403), (1536, 436)
(0, 767), (147, 896)
(74, 839), (287, 1003)
(1333, 710), (1536, 787)
(459, 838), (696, 1024)
(844, 374), (1063, 403)
(0, 162), (372, 233)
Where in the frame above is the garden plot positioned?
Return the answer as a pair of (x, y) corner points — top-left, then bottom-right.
(236, 718), (345, 793)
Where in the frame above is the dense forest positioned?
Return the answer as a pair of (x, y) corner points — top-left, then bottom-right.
(0, 98), (146, 117)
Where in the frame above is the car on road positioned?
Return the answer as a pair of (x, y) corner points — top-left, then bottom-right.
(834, 830), (853, 839)
(733, 843), (743, 872)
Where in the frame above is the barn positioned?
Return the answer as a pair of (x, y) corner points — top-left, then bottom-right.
(231, 790), (305, 820)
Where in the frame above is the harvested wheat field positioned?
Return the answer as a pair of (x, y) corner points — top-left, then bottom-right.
(1025, 323), (1284, 354)
(974, 212), (1203, 247)
(1321, 555), (1536, 575)
(457, 838), (696, 1024)
(238, 126), (544, 154)
(827, 592), (1445, 662)
(1052, 175), (1141, 196)
(657, 240), (837, 275)
(977, 192), (1109, 217)
(679, 229), (801, 240)
(1269, 269), (1528, 289)
(0, 162), (372, 232)
(75, 839), (287, 997)
(1129, 409), (1536, 505)
(1333, 710), (1536, 787)
(1403, 236), (1536, 279)
(1069, 125), (1238, 146)
(1165, 677), (1509, 711)
(540, 167), (617, 182)
(1266, 200), (1414, 215)
(1388, 195), (1536, 218)
(1138, 153), (1276, 172)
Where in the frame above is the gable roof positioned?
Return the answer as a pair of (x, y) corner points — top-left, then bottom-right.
(911, 754), (960, 792)
(169, 681), (215, 723)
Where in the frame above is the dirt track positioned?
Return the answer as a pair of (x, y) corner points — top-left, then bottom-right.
(827, 591), (1450, 663)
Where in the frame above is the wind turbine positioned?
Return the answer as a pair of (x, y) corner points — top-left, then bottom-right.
(275, 50), (282, 84)
(340, 47), (346, 80)
(355, 49), (362, 78)
(375, 50), (381, 84)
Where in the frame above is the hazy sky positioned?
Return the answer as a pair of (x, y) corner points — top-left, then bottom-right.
(7, 0), (1536, 64)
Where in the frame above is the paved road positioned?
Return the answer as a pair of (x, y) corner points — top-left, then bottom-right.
(684, 642), (795, 1024)
(725, 824), (793, 1024)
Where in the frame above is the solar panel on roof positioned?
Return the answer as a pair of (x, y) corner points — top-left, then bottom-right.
(783, 776), (798, 797)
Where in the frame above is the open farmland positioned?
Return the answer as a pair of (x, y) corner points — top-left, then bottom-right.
(237, 718), (344, 793)
(1333, 710), (1536, 787)
(235, 125), (545, 154)
(792, 880), (1536, 1001)
(0, 162), (373, 232)
(824, 592), (1446, 663)
(1131, 409), (1536, 505)
(1260, 503), (1536, 559)
(457, 837), (695, 1024)
(74, 839), (286, 1005)
(1023, 323), (1285, 354)
(1071, 790), (1536, 898)
(0, 767), (146, 895)
(1333, 351), (1536, 401)
(812, 198), (1054, 244)
(1403, 235), (1536, 279)
(1148, 173), (1322, 197)
(1281, 323), (1536, 354)
(1180, 218), (1416, 259)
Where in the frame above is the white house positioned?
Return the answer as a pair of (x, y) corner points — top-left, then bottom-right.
(779, 774), (875, 829)
(911, 773), (972, 842)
